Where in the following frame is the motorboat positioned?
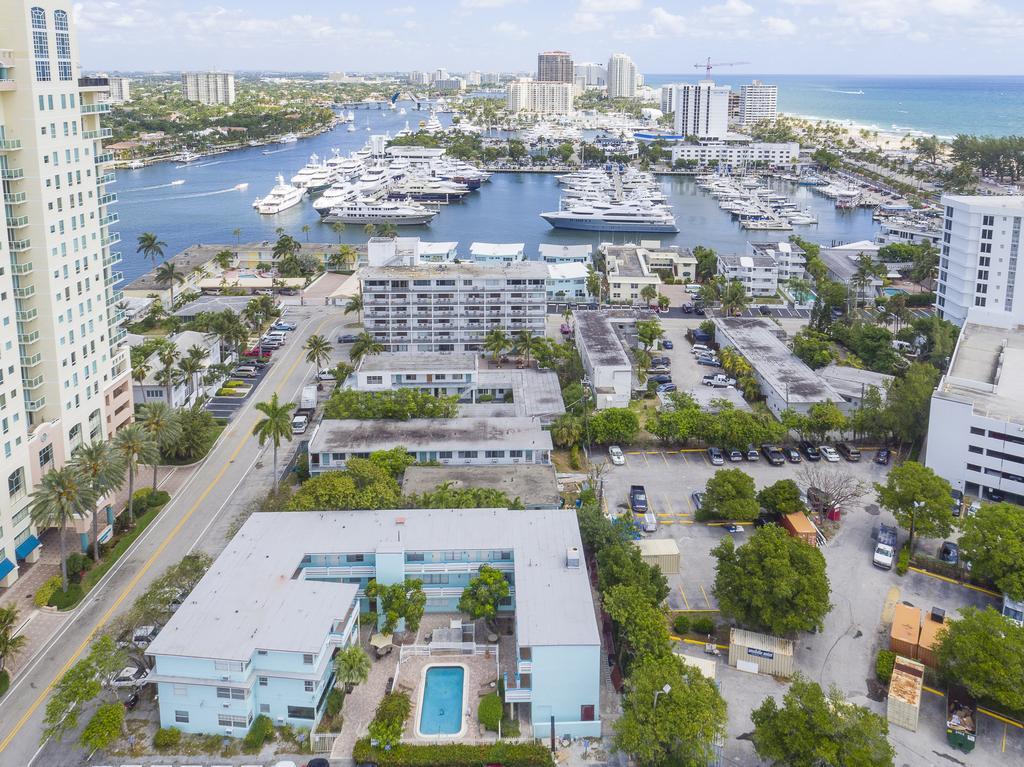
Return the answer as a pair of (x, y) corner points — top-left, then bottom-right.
(325, 200), (437, 226)
(252, 174), (304, 214)
(277, 133), (299, 144)
(540, 201), (678, 233)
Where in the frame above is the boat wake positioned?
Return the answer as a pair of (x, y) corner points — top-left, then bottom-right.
(825, 89), (865, 95)
(119, 185), (249, 203)
(120, 179), (186, 193)
(260, 147), (292, 155)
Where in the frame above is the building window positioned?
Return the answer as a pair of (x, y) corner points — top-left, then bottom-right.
(457, 450), (478, 459)
(970, 427), (985, 436)
(345, 553), (364, 563)
(258, 676), (268, 686)
(303, 653), (315, 665)
(967, 463), (981, 473)
(439, 451), (453, 459)
(175, 710), (189, 724)
(31, 7), (46, 28)
(218, 714), (247, 728)
(304, 680), (315, 692)
(968, 445), (983, 454)
(213, 659), (244, 672)
(216, 687), (245, 700)
(484, 450), (504, 459)
(581, 704), (595, 721)
(8, 468), (25, 500)
(260, 703), (270, 714)
(39, 444), (53, 467)
(35, 59), (51, 81)
(53, 9), (68, 30)
(975, 296), (987, 307)
(57, 61), (72, 80)
(366, 375), (383, 384)
(287, 706), (315, 720)
(173, 684), (187, 696)
(406, 552), (425, 562)
(983, 215), (995, 226)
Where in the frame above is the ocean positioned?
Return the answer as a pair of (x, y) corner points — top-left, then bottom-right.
(113, 105), (879, 286)
(646, 74), (1024, 139)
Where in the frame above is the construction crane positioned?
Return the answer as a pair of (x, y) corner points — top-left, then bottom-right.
(694, 57), (750, 80)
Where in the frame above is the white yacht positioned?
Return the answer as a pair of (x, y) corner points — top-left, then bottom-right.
(313, 183), (361, 217)
(252, 174), (304, 214)
(387, 177), (470, 202)
(355, 166), (391, 196)
(325, 200), (437, 226)
(177, 151), (199, 164)
(291, 154), (332, 193)
(277, 133), (299, 144)
(540, 201), (678, 233)
(424, 111), (443, 132)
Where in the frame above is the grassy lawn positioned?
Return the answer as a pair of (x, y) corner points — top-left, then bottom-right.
(48, 502), (166, 610)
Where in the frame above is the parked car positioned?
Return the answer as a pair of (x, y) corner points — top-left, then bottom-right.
(761, 444), (786, 466)
(291, 415), (309, 435)
(727, 448), (744, 462)
(874, 448), (891, 465)
(940, 541), (959, 565)
(305, 759), (332, 767)
(835, 442), (862, 462)
(682, 303), (694, 314)
(691, 344), (711, 355)
(691, 491), (705, 511)
(724, 524), (745, 533)
(745, 444), (760, 461)
(754, 512), (781, 528)
(984, 488), (1005, 502)
(317, 369), (337, 381)
(662, 339), (673, 349)
(783, 447), (802, 464)
(694, 305), (706, 316)
(656, 383), (677, 393)
(696, 357), (723, 367)
(649, 374), (672, 384)
(798, 441), (821, 461)
(951, 489), (965, 517)
(651, 356), (671, 367)
(123, 691), (140, 711)
(109, 665), (149, 688)
(272, 321), (296, 331)
(707, 446), (725, 466)
(819, 445), (840, 462)
(338, 334), (360, 344)
(132, 625), (159, 648)
(232, 366), (258, 378)
(608, 445), (625, 466)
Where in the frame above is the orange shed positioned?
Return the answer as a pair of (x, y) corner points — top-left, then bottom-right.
(781, 511), (817, 546)
(917, 616), (946, 667)
(890, 604), (922, 659)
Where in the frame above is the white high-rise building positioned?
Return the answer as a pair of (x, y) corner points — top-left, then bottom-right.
(181, 71), (235, 105)
(660, 83), (682, 114)
(606, 53), (636, 98)
(574, 62), (606, 87)
(672, 82), (731, 139)
(505, 79), (574, 115)
(107, 75), (131, 103)
(408, 70), (431, 86)
(935, 195), (1024, 328)
(738, 80), (778, 125)
(433, 68), (449, 82)
(465, 71), (482, 86)
(0, 1), (133, 587)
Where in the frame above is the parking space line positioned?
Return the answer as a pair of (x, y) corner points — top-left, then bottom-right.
(699, 584), (712, 609)
(908, 567), (1001, 597)
(678, 585), (690, 611)
(1003, 723), (1008, 752)
(661, 452), (670, 467)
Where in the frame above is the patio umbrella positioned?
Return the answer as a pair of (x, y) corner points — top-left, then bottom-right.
(370, 633), (393, 650)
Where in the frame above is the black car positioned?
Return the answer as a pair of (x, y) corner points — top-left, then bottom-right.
(338, 334), (360, 343)
(984, 487), (1005, 502)
(649, 374), (673, 384)
(651, 356), (671, 367)
(306, 759), (332, 767)
(798, 441), (821, 461)
(783, 447), (802, 464)
(694, 305), (706, 316)
(761, 444), (786, 466)
(123, 691), (140, 711)
(874, 448), (891, 465)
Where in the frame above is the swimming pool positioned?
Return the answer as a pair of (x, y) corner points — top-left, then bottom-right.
(416, 665), (466, 738)
(882, 287), (908, 297)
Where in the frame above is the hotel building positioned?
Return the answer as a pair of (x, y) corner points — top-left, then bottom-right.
(671, 82), (731, 139)
(505, 79), (574, 115)
(737, 80), (778, 125)
(0, 1), (132, 586)
(537, 51), (573, 83)
(180, 71), (236, 105)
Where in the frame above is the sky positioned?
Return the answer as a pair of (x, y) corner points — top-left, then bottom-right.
(72, 0), (1024, 76)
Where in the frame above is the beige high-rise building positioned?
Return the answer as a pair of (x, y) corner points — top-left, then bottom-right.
(180, 71), (235, 105)
(0, 1), (132, 587)
(505, 79), (574, 115)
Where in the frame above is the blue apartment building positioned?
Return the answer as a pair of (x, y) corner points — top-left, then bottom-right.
(148, 508), (601, 739)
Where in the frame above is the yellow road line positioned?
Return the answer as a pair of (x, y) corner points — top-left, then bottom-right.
(923, 686), (1024, 729)
(678, 585), (690, 611)
(672, 635), (728, 649)
(908, 566), (1001, 597)
(0, 318), (326, 755)
(699, 584), (712, 609)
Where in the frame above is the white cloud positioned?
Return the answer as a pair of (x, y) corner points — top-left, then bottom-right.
(702, 0), (755, 17)
(579, 0), (644, 11)
(461, 0), (522, 8)
(386, 5), (416, 15)
(492, 20), (528, 38)
(762, 16), (797, 35)
(650, 6), (688, 34)
(571, 11), (607, 32)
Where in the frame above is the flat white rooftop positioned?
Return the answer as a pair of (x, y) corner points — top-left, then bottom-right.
(309, 416), (553, 455)
(938, 322), (1024, 423)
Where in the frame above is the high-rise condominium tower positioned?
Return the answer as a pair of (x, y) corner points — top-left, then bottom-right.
(537, 51), (573, 83)
(606, 53), (637, 98)
(0, 1), (132, 586)
(181, 71), (235, 105)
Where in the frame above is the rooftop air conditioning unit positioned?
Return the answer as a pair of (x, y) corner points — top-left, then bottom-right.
(566, 546), (580, 569)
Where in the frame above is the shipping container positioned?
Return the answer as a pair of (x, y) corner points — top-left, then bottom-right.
(728, 628), (794, 678)
(917, 615), (945, 668)
(888, 658), (925, 732)
(890, 604), (922, 659)
(675, 652), (717, 681)
(635, 538), (681, 575)
(781, 511), (817, 546)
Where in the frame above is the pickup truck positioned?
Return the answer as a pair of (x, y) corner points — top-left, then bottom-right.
(873, 523), (897, 569)
(702, 374), (736, 388)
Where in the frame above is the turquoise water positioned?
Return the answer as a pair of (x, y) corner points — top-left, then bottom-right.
(419, 666), (464, 736)
(882, 287), (908, 297)
(647, 74), (1024, 138)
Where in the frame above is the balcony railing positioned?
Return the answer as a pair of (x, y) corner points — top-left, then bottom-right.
(0, 80), (14, 92)
(7, 215), (28, 228)
(23, 396), (45, 413)
(4, 191), (26, 204)
(13, 285), (35, 299)
(16, 308), (37, 322)
(109, 328), (127, 346)
(21, 354), (42, 371)
(78, 76), (109, 89)
(9, 238), (31, 252)
(94, 152), (114, 165)
(0, 167), (24, 180)
(23, 374), (44, 390)
(97, 172), (116, 185)
(18, 331), (39, 345)
(104, 251), (122, 267)
(0, 137), (22, 151)
(105, 271), (123, 287)
(11, 261), (32, 275)
(99, 213), (119, 227)
(98, 192), (118, 206)
(81, 102), (111, 114)
(101, 232), (120, 247)
(106, 290), (123, 306)
(83, 128), (113, 140)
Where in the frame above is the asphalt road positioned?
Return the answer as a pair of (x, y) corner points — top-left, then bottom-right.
(0, 304), (355, 767)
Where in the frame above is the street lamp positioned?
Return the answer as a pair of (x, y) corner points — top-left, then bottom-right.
(653, 683), (671, 708)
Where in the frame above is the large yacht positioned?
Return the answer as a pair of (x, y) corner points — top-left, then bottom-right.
(540, 201), (679, 233)
(313, 182), (361, 217)
(252, 175), (304, 215)
(387, 177), (470, 202)
(290, 154), (332, 194)
(324, 200), (437, 226)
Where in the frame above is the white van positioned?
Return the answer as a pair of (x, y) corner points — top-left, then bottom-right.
(291, 415), (309, 434)
(691, 343), (711, 355)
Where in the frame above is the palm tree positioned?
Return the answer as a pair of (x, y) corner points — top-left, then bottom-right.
(333, 645), (371, 692)
(112, 424), (159, 524)
(720, 279), (749, 316)
(29, 466), (98, 592)
(513, 330), (538, 366)
(70, 441), (126, 563)
(218, 313), (250, 362)
(131, 361), (151, 391)
(639, 284), (658, 306)
(634, 348), (651, 386)
(0, 605), (28, 673)
(343, 292), (364, 323)
(851, 253), (885, 307)
(378, 222), (398, 239)
(177, 356), (204, 402)
(214, 249), (235, 271)
(483, 329), (509, 364)
(232, 227), (242, 245)
(138, 403), (181, 490)
(304, 334), (332, 371)
(349, 331), (384, 364)
(155, 261), (186, 309)
(585, 265), (602, 302)
(136, 232), (167, 271)
(330, 222), (347, 243)
(301, 224), (311, 242)
(551, 414), (583, 448)
(363, 223), (377, 238)
(253, 394), (295, 494)
(329, 244), (357, 272)
(156, 345), (181, 406)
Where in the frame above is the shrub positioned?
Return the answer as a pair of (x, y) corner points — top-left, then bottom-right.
(65, 552), (91, 581)
(672, 615), (691, 635)
(0, 669), (9, 698)
(374, 692), (411, 728)
(905, 291), (936, 307)
(352, 738), (555, 767)
(132, 487), (155, 508)
(147, 489), (170, 508)
(47, 583), (83, 609)
(34, 575), (62, 608)
(153, 726), (182, 751)
(569, 445), (583, 470)
(325, 688), (344, 719)
(691, 617), (716, 635)
(478, 693), (503, 731)
(896, 544), (910, 576)
(875, 649), (896, 684)
(242, 714), (274, 753)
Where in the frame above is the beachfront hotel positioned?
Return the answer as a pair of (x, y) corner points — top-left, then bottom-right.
(146, 509), (602, 740)
(0, 1), (132, 586)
